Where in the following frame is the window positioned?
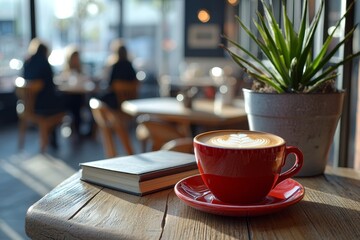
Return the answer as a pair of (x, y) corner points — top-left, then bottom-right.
(36, 0), (121, 77)
(0, 0), (30, 92)
(35, 0), (185, 88)
(122, 0), (184, 82)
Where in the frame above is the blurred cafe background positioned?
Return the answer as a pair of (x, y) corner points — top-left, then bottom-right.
(0, 0), (360, 239)
(0, 0), (358, 167)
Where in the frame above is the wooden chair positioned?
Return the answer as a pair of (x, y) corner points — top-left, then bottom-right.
(89, 98), (134, 158)
(111, 80), (139, 110)
(135, 114), (186, 152)
(111, 80), (140, 131)
(135, 123), (150, 153)
(15, 77), (66, 152)
(160, 137), (194, 154)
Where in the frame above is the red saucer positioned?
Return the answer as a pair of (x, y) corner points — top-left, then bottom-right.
(174, 174), (305, 216)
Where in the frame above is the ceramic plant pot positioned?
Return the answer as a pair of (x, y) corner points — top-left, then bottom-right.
(242, 88), (345, 177)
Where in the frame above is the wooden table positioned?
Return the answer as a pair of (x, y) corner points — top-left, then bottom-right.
(54, 73), (99, 95)
(56, 81), (99, 94)
(122, 97), (248, 135)
(26, 166), (360, 239)
(168, 76), (218, 87)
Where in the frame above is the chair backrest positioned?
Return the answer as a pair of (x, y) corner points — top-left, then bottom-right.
(111, 80), (139, 108)
(90, 98), (134, 157)
(90, 98), (116, 128)
(136, 114), (186, 151)
(15, 78), (43, 118)
(160, 137), (194, 154)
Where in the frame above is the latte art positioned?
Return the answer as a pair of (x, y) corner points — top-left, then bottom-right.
(197, 130), (284, 149)
(210, 133), (271, 148)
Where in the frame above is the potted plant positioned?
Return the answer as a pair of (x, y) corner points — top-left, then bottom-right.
(222, 0), (360, 176)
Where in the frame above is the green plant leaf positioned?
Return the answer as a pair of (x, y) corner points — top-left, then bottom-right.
(302, 1), (355, 85)
(297, 0), (324, 86)
(223, 0), (360, 93)
(222, 42), (286, 88)
(304, 26), (357, 84)
(283, 1), (298, 62)
(254, 12), (291, 87)
(261, 1), (291, 82)
(231, 16), (287, 87)
(223, 46), (284, 92)
(308, 50), (360, 86)
(305, 73), (338, 93)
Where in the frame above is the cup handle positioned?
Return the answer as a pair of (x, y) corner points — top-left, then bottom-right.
(275, 146), (304, 185)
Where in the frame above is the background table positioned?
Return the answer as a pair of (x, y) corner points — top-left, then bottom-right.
(56, 81), (98, 94)
(122, 97), (248, 136)
(26, 166), (360, 240)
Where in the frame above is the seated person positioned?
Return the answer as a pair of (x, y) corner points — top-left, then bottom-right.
(56, 45), (91, 87)
(22, 38), (68, 147)
(100, 39), (138, 109)
(22, 39), (85, 146)
(56, 45), (91, 136)
(23, 38), (65, 116)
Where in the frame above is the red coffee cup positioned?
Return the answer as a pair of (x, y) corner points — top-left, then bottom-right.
(193, 130), (303, 204)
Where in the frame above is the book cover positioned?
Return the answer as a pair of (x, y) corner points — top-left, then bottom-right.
(80, 150), (198, 195)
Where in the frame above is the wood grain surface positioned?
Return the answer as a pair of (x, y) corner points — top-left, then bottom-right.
(25, 167), (360, 240)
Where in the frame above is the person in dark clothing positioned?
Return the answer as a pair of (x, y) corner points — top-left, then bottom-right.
(22, 38), (67, 148)
(109, 48), (137, 84)
(22, 39), (81, 147)
(23, 38), (66, 115)
(100, 39), (138, 109)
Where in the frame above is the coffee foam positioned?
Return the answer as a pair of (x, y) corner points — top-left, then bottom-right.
(199, 131), (283, 149)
